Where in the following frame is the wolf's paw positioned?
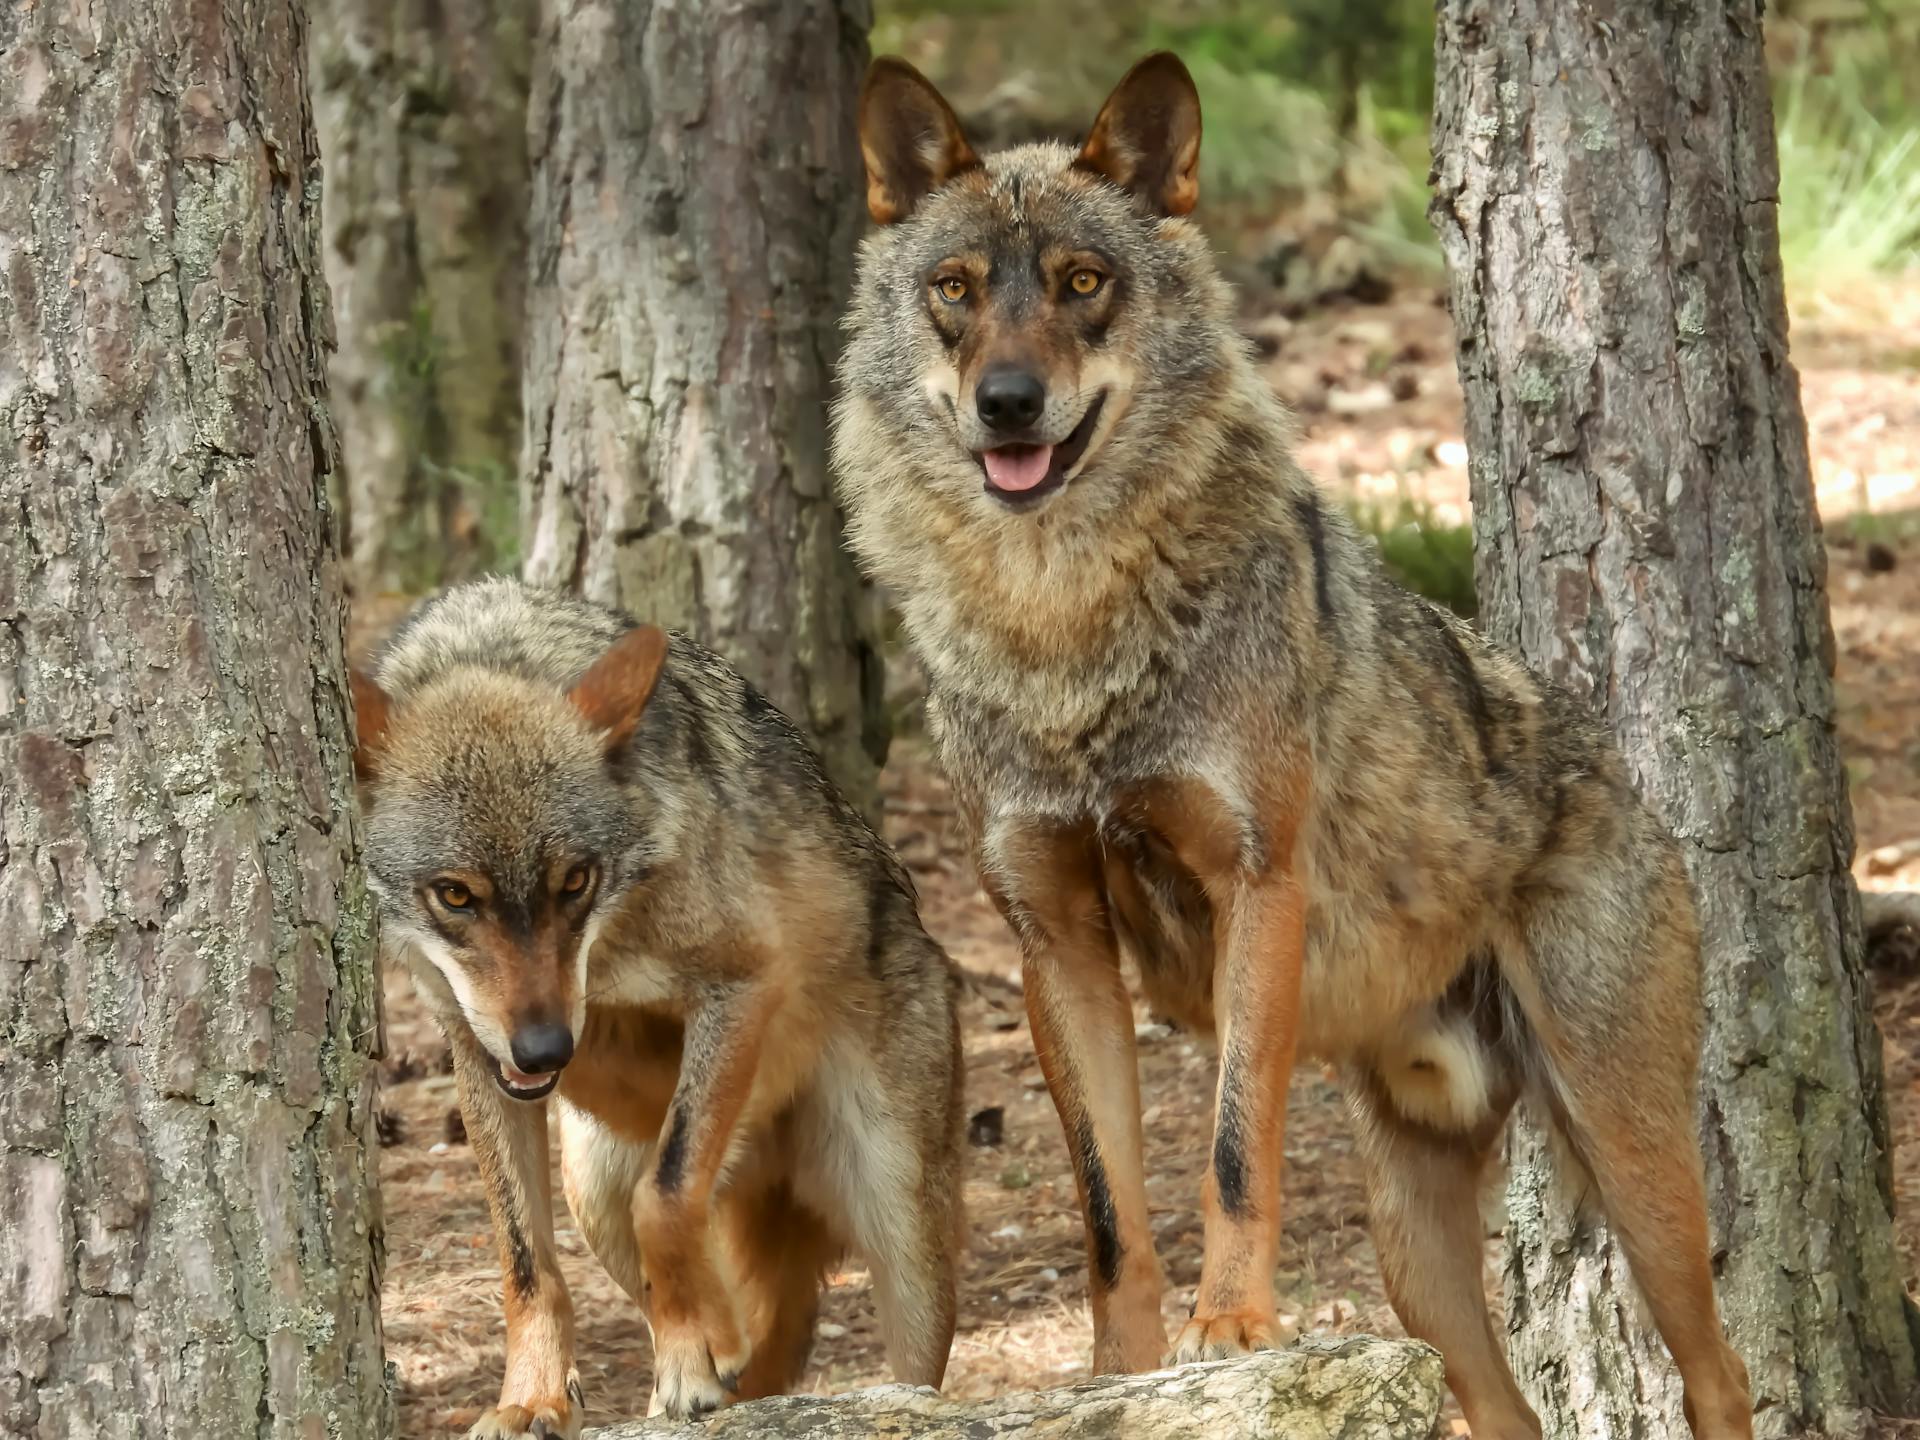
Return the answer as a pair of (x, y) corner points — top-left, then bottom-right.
(465, 1395), (581, 1440)
(646, 1323), (750, 1421)
(1165, 1307), (1292, 1365)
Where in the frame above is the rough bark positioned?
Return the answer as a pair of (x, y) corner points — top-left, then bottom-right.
(585, 1337), (1446, 1440)
(0, 2), (390, 1436)
(522, 0), (887, 811)
(1430, 3), (1920, 1436)
(312, 0), (534, 596)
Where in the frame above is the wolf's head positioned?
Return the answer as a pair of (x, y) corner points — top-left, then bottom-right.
(352, 627), (668, 1102)
(836, 53), (1237, 528)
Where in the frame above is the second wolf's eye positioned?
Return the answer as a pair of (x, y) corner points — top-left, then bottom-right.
(562, 865), (593, 896)
(934, 276), (968, 304)
(434, 881), (473, 911)
(1069, 269), (1103, 296)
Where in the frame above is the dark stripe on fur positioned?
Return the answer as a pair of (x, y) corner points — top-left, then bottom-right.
(1424, 605), (1500, 775)
(505, 1211), (538, 1297)
(1071, 1113), (1123, 1289)
(655, 1107), (690, 1194)
(1212, 1083), (1250, 1218)
(863, 872), (892, 980)
(1293, 494), (1335, 624)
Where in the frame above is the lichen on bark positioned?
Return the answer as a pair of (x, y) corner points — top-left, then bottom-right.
(1430, 1), (1920, 1434)
(0, 2), (390, 1435)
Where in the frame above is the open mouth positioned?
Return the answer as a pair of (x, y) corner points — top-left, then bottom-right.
(977, 392), (1107, 510)
(491, 1058), (561, 1102)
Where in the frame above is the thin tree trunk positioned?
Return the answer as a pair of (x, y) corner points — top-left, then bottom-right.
(1430, 3), (1920, 1436)
(312, 0), (534, 597)
(522, 0), (887, 812)
(0, 3), (390, 1436)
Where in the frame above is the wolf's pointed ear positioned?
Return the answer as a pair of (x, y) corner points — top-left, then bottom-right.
(569, 625), (670, 755)
(1075, 52), (1202, 217)
(350, 671), (391, 782)
(859, 57), (981, 225)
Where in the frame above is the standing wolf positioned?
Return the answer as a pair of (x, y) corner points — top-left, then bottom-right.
(352, 579), (962, 1434)
(831, 52), (1753, 1440)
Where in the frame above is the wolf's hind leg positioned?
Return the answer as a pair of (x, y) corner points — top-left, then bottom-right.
(864, 1163), (960, 1389)
(807, 1075), (961, 1388)
(716, 1181), (840, 1400)
(1503, 868), (1753, 1440)
(1348, 1063), (1539, 1440)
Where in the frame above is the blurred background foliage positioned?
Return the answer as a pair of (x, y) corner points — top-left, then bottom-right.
(874, 0), (1920, 309)
(874, 0), (1444, 309)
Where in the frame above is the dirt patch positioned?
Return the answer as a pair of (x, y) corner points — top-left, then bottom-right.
(372, 290), (1920, 1435)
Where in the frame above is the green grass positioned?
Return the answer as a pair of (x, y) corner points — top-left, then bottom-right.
(1775, 62), (1920, 306)
(1349, 498), (1478, 618)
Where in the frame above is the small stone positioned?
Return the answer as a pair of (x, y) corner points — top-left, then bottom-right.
(1865, 541), (1897, 573)
(1000, 1163), (1032, 1190)
(1039, 1267), (1059, 1283)
(816, 1321), (848, 1340)
(991, 1224), (1024, 1241)
(1134, 1021), (1173, 1043)
(429, 1141), (450, 1156)
(375, 1107), (405, 1148)
(967, 1106), (1005, 1148)
(1327, 382), (1396, 417)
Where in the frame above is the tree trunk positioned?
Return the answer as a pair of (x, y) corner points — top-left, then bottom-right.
(521, 0), (887, 812)
(585, 1337), (1446, 1440)
(1430, 3), (1920, 1436)
(0, 3), (390, 1437)
(312, 0), (534, 598)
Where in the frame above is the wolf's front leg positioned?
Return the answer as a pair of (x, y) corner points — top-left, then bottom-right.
(985, 817), (1167, 1374)
(452, 1035), (583, 1440)
(632, 983), (774, 1420)
(1168, 872), (1306, 1364)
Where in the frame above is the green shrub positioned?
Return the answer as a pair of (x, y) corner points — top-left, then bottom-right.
(1349, 498), (1478, 618)
(1775, 60), (1920, 305)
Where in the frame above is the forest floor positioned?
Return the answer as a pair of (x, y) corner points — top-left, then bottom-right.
(366, 284), (1920, 1436)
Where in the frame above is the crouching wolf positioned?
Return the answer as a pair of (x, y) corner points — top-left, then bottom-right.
(830, 52), (1753, 1440)
(352, 579), (963, 1434)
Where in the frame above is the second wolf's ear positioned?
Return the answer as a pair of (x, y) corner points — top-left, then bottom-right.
(1075, 52), (1202, 217)
(569, 625), (670, 755)
(859, 57), (981, 225)
(350, 671), (391, 783)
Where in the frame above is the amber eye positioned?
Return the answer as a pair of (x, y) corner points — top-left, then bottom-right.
(1069, 269), (1103, 296)
(562, 864), (594, 897)
(433, 881), (473, 911)
(934, 276), (969, 304)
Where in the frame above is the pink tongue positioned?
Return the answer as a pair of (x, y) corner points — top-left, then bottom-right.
(982, 444), (1055, 492)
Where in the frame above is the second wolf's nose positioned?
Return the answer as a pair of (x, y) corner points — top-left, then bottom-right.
(510, 1022), (574, 1074)
(976, 367), (1046, 433)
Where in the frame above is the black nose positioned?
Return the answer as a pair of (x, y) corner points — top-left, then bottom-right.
(509, 1022), (574, 1074)
(976, 367), (1046, 433)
